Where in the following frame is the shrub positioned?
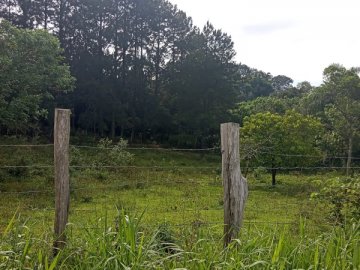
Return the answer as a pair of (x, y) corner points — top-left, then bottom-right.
(312, 177), (360, 224)
(70, 138), (134, 177)
(97, 138), (134, 166)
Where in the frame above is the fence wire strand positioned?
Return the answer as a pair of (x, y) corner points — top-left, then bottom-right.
(1, 164), (360, 170)
(246, 149), (360, 160)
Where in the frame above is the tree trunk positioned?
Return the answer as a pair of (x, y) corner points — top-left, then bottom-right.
(271, 168), (277, 186)
(155, 35), (161, 96)
(120, 125), (124, 138)
(346, 136), (353, 177)
(111, 111), (115, 139)
(7, 0), (11, 21)
(58, 0), (66, 44)
(44, 0), (48, 29)
(130, 127), (134, 143)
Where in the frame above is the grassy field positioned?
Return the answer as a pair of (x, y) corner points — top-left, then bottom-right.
(0, 138), (359, 269)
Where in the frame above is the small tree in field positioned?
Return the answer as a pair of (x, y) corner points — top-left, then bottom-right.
(240, 110), (323, 185)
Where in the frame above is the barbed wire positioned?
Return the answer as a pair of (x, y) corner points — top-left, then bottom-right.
(0, 181), (217, 194)
(0, 166), (359, 195)
(0, 189), (53, 194)
(69, 165), (218, 169)
(0, 143), (219, 152)
(0, 144), (53, 148)
(0, 207), (317, 227)
(67, 220), (323, 231)
(243, 150), (360, 160)
(72, 145), (220, 152)
(241, 166), (360, 171)
(0, 199), (311, 211)
(0, 165), (53, 169)
(1, 163), (360, 170)
(1, 143), (359, 161)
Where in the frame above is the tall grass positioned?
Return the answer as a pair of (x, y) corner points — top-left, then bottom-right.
(1, 211), (359, 269)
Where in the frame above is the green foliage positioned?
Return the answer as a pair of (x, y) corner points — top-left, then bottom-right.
(97, 138), (134, 166)
(155, 223), (178, 254)
(236, 64), (275, 100)
(0, 20), (75, 135)
(70, 138), (134, 182)
(1, 212), (359, 269)
(233, 96), (298, 125)
(6, 157), (29, 178)
(312, 177), (360, 224)
(164, 23), (238, 144)
(301, 64), (360, 168)
(253, 166), (267, 182)
(240, 110), (324, 184)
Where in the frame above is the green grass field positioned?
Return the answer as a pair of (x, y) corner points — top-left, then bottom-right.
(0, 140), (359, 269)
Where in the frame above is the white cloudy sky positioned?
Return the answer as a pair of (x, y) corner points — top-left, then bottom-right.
(168, 0), (359, 85)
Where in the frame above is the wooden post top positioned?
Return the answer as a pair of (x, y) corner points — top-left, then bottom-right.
(55, 108), (71, 114)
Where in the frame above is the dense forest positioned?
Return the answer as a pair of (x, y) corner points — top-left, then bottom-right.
(0, 0), (359, 160)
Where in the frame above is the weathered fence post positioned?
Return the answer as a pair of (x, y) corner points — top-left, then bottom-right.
(53, 108), (71, 254)
(221, 122), (248, 247)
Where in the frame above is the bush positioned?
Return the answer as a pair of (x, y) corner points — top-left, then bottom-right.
(97, 138), (134, 166)
(70, 138), (134, 168)
(312, 177), (360, 224)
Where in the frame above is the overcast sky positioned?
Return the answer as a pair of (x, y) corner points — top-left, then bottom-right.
(169, 0), (359, 86)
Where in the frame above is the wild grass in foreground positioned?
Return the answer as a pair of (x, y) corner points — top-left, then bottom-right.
(1, 210), (359, 270)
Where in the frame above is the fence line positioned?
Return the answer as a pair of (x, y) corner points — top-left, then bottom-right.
(1, 163), (360, 170)
(0, 143), (219, 152)
(247, 150), (360, 160)
(243, 166), (360, 170)
(66, 220), (323, 231)
(0, 167), (358, 195)
(0, 164), (219, 170)
(0, 206), (310, 233)
(0, 195), (312, 209)
(0, 205), (311, 213)
(0, 165), (54, 168)
(72, 145), (220, 152)
(0, 180), (195, 194)
(0, 144), (53, 148)
(0, 203), (318, 212)
(1, 142), (359, 160)
(69, 165), (218, 169)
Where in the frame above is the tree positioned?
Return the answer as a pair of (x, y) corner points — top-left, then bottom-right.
(164, 25), (239, 147)
(236, 64), (274, 100)
(0, 0), (18, 24)
(232, 96), (298, 125)
(296, 81), (313, 93)
(322, 65), (360, 175)
(240, 110), (323, 185)
(271, 75), (293, 92)
(0, 20), (75, 135)
(302, 64), (360, 175)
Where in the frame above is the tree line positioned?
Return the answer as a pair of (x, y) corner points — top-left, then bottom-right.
(0, 0), (359, 168)
(0, 0), (310, 146)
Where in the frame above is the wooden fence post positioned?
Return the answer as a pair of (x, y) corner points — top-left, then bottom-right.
(221, 122), (248, 247)
(53, 108), (71, 254)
